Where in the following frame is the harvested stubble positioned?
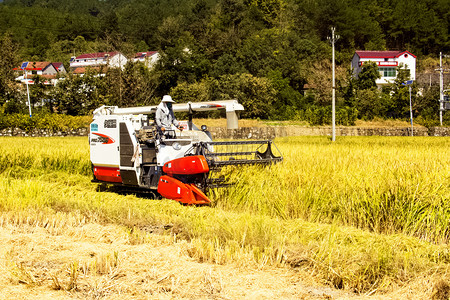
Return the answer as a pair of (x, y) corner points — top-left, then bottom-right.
(0, 136), (449, 294)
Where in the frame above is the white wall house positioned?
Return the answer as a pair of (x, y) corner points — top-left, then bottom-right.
(351, 50), (416, 85)
(14, 61), (60, 85)
(70, 52), (128, 74)
(132, 51), (160, 68)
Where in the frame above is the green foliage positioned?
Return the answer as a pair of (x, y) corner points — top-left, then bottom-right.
(304, 105), (331, 125)
(336, 106), (358, 125)
(51, 69), (107, 115)
(170, 80), (211, 103)
(106, 62), (158, 107)
(210, 73), (276, 118)
(210, 53), (246, 78)
(353, 89), (387, 120)
(267, 69), (304, 119)
(0, 113), (90, 131)
(355, 61), (380, 90)
(382, 65), (415, 119)
(301, 105), (357, 126)
(0, 0), (448, 124)
(0, 33), (20, 107)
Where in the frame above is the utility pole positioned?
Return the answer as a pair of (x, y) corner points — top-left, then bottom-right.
(328, 27), (339, 142)
(408, 84), (413, 136)
(402, 80), (414, 136)
(26, 73), (32, 118)
(21, 62), (32, 118)
(435, 52), (450, 126)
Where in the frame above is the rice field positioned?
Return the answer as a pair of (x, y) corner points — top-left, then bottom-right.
(0, 135), (449, 296)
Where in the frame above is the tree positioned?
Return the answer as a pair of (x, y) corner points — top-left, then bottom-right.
(52, 69), (106, 115)
(387, 0), (448, 55)
(306, 60), (346, 107)
(209, 53), (246, 78)
(170, 80), (211, 103)
(106, 62), (158, 107)
(155, 15), (212, 95)
(29, 75), (48, 110)
(0, 33), (21, 112)
(382, 64), (415, 118)
(353, 88), (386, 120)
(267, 69), (304, 119)
(244, 0), (287, 26)
(355, 61), (380, 90)
(210, 73), (276, 118)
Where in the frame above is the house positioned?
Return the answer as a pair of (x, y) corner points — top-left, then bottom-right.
(51, 62), (67, 73)
(70, 52), (128, 75)
(14, 61), (61, 85)
(17, 61), (57, 76)
(132, 51), (160, 68)
(351, 50), (416, 85)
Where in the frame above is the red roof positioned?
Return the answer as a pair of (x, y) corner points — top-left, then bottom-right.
(52, 62), (64, 70)
(134, 51), (158, 58)
(73, 66), (102, 74)
(15, 61), (52, 71)
(355, 50), (416, 59)
(40, 74), (56, 79)
(75, 52), (119, 60)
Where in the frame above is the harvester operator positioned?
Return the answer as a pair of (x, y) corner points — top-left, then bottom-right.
(155, 95), (183, 136)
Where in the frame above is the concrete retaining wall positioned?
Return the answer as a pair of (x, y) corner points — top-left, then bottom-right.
(210, 126), (450, 139)
(1, 126), (449, 138)
(0, 127), (89, 137)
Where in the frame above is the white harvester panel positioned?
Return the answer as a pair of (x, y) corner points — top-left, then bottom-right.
(90, 115), (123, 183)
(90, 115), (121, 167)
(156, 138), (195, 166)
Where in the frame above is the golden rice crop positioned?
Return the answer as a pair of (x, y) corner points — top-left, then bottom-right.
(214, 136), (450, 243)
(0, 137), (90, 175)
(0, 135), (449, 293)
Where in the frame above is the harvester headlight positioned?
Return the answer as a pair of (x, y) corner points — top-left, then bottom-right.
(172, 142), (181, 151)
(201, 125), (207, 131)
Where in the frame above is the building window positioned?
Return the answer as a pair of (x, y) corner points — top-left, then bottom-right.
(378, 67), (396, 77)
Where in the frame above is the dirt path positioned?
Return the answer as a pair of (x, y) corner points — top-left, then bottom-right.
(0, 219), (364, 300)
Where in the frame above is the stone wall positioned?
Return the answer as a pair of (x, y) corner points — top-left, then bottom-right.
(0, 127), (88, 137)
(1, 126), (449, 138)
(209, 126), (450, 139)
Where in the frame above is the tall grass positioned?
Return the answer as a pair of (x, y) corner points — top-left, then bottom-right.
(0, 137), (91, 175)
(0, 136), (449, 292)
(0, 173), (449, 292)
(214, 136), (450, 243)
(0, 136), (448, 242)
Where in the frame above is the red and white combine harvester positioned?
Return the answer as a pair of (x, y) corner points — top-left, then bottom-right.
(90, 100), (282, 205)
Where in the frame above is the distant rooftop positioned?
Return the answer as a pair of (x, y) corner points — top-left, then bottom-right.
(75, 52), (119, 60)
(355, 50), (416, 59)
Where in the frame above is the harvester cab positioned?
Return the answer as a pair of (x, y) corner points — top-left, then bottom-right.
(90, 99), (282, 205)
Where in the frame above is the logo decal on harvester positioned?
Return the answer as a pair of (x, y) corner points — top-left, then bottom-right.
(90, 123), (98, 132)
(91, 133), (115, 144)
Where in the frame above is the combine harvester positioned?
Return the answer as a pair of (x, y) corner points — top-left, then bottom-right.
(90, 100), (282, 205)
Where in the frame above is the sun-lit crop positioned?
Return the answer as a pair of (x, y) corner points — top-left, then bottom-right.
(0, 135), (449, 293)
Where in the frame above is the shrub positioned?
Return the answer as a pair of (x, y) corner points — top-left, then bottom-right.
(295, 106), (358, 126)
(0, 113), (91, 132)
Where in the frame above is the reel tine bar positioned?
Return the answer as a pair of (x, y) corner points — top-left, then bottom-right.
(196, 140), (283, 167)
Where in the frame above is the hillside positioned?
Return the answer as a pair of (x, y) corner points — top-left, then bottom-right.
(0, 0), (449, 124)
